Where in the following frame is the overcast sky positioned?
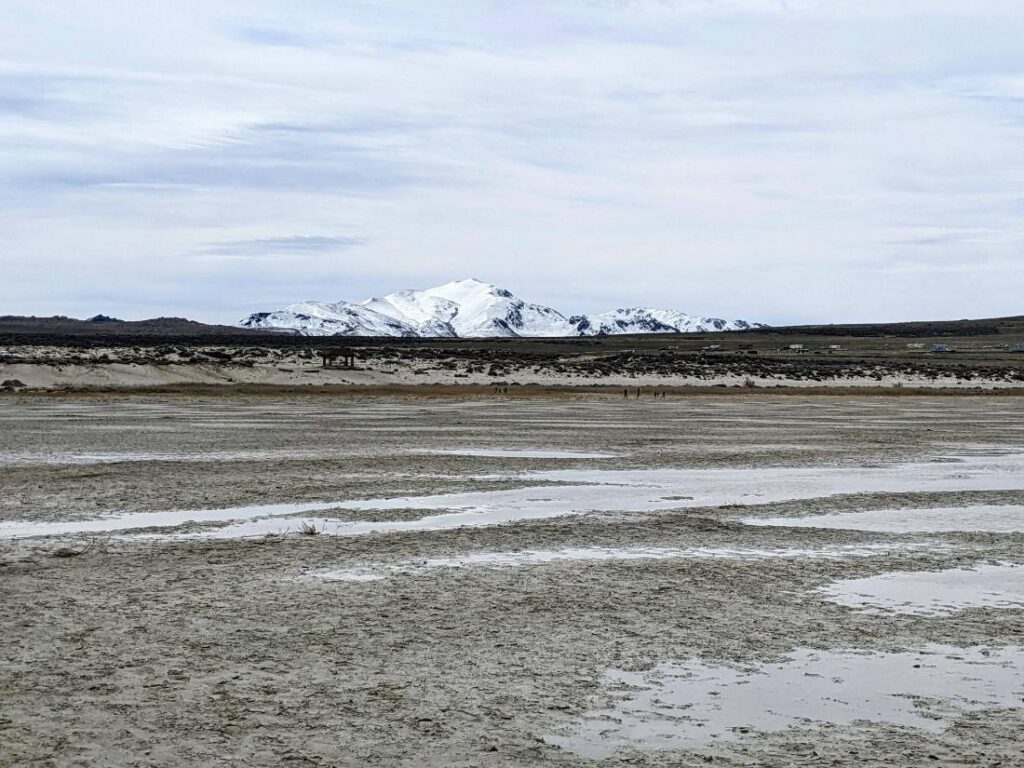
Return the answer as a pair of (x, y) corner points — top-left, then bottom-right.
(3, 1), (1023, 325)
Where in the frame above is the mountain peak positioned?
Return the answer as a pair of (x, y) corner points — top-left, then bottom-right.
(425, 278), (509, 299)
(427, 277), (492, 291)
(423, 280), (520, 313)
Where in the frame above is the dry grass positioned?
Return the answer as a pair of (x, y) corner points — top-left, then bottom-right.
(49, 539), (97, 558)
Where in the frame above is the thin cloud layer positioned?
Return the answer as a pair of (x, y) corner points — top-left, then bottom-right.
(1, 1), (1022, 323)
(200, 235), (367, 259)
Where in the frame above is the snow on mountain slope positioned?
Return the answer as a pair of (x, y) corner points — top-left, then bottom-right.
(239, 300), (418, 337)
(570, 309), (678, 335)
(238, 279), (766, 337)
(643, 309), (764, 332)
(361, 290), (459, 337)
(577, 308), (764, 335)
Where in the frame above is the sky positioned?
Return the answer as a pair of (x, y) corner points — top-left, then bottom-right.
(2, 0), (1023, 326)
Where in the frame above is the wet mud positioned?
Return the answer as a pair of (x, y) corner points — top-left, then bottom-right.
(1, 395), (1022, 767)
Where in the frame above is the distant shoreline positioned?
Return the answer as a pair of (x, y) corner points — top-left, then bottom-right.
(4, 382), (1023, 398)
(4, 320), (1023, 395)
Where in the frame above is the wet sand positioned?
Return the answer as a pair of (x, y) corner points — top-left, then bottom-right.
(1, 395), (1022, 767)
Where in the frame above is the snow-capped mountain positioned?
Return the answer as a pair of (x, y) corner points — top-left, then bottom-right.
(239, 279), (766, 337)
(573, 307), (763, 336)
(359, 280), (573, 337)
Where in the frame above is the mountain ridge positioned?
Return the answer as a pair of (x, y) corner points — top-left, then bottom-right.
(239, 278), (767, 338)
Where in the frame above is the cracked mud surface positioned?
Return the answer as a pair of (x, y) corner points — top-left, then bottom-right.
(1, 395), (1022, 767)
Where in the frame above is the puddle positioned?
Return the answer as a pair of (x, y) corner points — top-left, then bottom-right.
(414, 449), (620, 459)
(175, 504), (585, 539)
(548, 645), (1024, 756)
(821, 563), (1024, 615)
(6, 453), (1024, 540)
(944, 443), (1024, 457)
(0, 449), (343, 466)
(0, 501), (354, 539)
(315, 543), (950, 581)
(335, 455), (1024, 523)
(743, 505), (1024, 533)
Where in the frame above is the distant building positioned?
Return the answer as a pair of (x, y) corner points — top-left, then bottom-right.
(931, 344), (952, 353)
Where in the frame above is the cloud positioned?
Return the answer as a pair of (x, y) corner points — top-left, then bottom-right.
(198, 235), (367, 258)
(1, 1), (1023, 324)
(226, 24), (326, 49)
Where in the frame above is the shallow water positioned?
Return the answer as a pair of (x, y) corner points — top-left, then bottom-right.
(0, 449), (347, 466)
(821, 563), (1024, 615)
(548, 645), (1024, 756)
(742, 505), (1024, 533)
(5, 453), (1024, 540)
(414, 448), (620, 459)
(331, 455), (1024, 528)
(0, 500), (356, 538)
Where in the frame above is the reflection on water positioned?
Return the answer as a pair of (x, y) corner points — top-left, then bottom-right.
(743, 505), (1024, 533)
(5, 453), (1024, 540)
(821, 563), (1024, 615)
(548, 645), (1024, 756)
